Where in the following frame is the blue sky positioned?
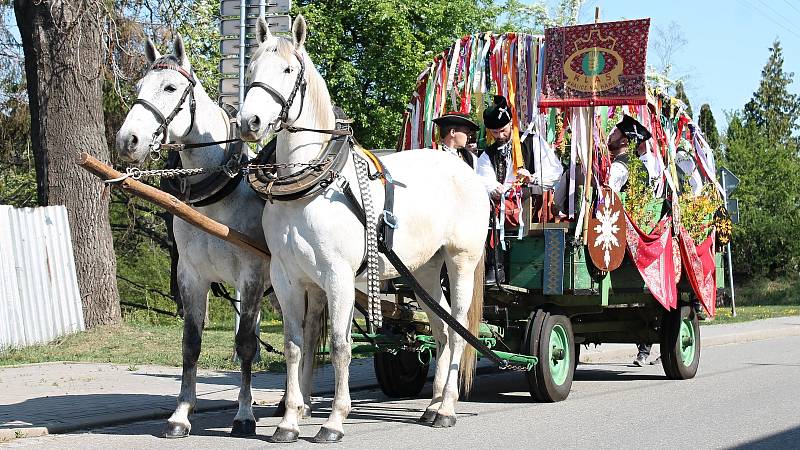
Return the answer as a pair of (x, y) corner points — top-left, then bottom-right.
(568, 0), (800, 132)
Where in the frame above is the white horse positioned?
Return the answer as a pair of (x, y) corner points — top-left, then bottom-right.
(115, 36), (324, 438)
(239, 15), (489, 443)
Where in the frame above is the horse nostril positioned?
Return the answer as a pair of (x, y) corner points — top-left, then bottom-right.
(128, 134), (139, 148)
(248, 115), (261, 131)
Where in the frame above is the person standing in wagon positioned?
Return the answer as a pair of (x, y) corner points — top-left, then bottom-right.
(433, 112), (480, 168)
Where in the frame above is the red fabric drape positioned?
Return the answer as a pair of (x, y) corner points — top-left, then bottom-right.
(679, 228), (717, 317)
(624, 214), (678, 310)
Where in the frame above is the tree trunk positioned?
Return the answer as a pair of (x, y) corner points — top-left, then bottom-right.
(14, 0), (121, 327)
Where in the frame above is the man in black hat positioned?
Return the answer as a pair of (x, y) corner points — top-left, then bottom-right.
(607, 114), (653, 192)
(477, 95), (541, 285)
(433, 112), (480, 168)
(476, 95), (536, 199)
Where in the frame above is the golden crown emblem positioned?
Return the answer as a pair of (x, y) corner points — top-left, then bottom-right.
(574, 30), (617, 51)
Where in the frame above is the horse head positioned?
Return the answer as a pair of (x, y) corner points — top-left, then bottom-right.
(239, 14), (309, 142)
(116, 35), (198, 163)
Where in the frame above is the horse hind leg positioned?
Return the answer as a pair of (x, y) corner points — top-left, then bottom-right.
(432, 250), (481, 428)
(299, 288), (327, 418)
(231, 278), (264, 437)
(163, 275), (209, 438)
(411, 254), (450, 424)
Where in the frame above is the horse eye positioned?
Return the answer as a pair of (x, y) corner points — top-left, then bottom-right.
(284, 67), (292, 74)
(164, 85), (177, 92)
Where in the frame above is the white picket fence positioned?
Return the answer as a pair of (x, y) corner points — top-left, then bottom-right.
(0, 205), (84, 350)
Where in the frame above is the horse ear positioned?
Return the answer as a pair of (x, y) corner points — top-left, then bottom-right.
(292, 14), (307, 49)
(256, 15), (271, 44)
(173, 34), (189, 67)
(145, 38), (160, 64)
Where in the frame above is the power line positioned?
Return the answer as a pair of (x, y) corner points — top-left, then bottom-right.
(738, 0), (800, 41)
(781, 0), (800, 17)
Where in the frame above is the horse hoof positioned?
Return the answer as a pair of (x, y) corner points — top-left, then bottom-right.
(271, 427), (299, 443)
(161, 422), (190, 438)
(417, 410), (437, 423)
(231, 419), (256, 437)
(313, 426), (344, 443)
(273, 400), (287, 417)
(302, 404), (313, 419)
(432, 413), (457, 428)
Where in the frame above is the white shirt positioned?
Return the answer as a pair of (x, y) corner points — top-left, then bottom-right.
(608, 151), (658, 193)
(476, 143), (515, 195)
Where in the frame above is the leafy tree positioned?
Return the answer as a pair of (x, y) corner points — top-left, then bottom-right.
(674, 80), (692, 119)
(698, 104), (719, 150)
(725, 41), (800, 277)
(295, 0), (564, 148)
(743, 39), (800, 147)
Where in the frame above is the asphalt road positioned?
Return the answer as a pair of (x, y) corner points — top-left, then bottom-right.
(5, 336), (799, 449)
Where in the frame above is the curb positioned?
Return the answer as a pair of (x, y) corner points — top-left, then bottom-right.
(1, 363), (503, 442)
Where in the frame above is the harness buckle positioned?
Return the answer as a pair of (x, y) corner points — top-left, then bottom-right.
(382, 210), (398, 229)
(149, 143), (162, 161)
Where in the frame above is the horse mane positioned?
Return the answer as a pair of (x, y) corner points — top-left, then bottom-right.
(248, 37), (334, 128)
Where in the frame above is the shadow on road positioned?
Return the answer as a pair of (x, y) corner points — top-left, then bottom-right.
(729, 425), (800, 449)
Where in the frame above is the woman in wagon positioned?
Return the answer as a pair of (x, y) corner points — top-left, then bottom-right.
(433, 112), (480, 169)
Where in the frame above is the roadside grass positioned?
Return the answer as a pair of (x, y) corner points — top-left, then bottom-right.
(732, 274), (800, 306)
(0, 295), (374, 371)
(703, 305), (800, 325)
(4, 272), (798, 369)
(0, 309), (288, 371)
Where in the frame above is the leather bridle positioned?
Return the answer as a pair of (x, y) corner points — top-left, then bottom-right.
(133, 63), (197, 159)
(246, 50), (307, 132)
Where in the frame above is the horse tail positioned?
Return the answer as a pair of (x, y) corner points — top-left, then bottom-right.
(459, 252), (484, 397)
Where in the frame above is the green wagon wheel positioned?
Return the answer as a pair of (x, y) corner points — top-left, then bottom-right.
(678, 318), (697, 366)
(548, 323), (571, 385)
(524, 310), (575, 402)
(660, 305), (701, 380)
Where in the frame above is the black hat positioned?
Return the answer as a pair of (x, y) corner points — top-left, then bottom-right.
(483, 95), (512, 129)
(433, 112), (479, 131)
(616, 115), (652, 146)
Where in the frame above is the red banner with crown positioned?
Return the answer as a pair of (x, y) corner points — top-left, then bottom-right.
(539, 18), (650, 108)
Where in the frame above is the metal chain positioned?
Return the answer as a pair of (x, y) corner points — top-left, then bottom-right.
(353, 153), (382, 330)
(119, 160), (328, 182)
(123, 165), (220, 180)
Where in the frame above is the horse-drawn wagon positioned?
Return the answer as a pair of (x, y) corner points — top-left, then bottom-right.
(366, 20), (731, 402)
(82, 12), (733, 442)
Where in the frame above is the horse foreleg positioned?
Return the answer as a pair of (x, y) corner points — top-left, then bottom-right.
(163, 276), (209, 438)
(314, 271), (354, 443)
(413, 257), (450, 424)
(271, 268), (306, 443)
(231, 278), (264, 437)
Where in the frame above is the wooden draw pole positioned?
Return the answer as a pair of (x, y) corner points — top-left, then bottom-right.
(78, 152), (405, 320)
